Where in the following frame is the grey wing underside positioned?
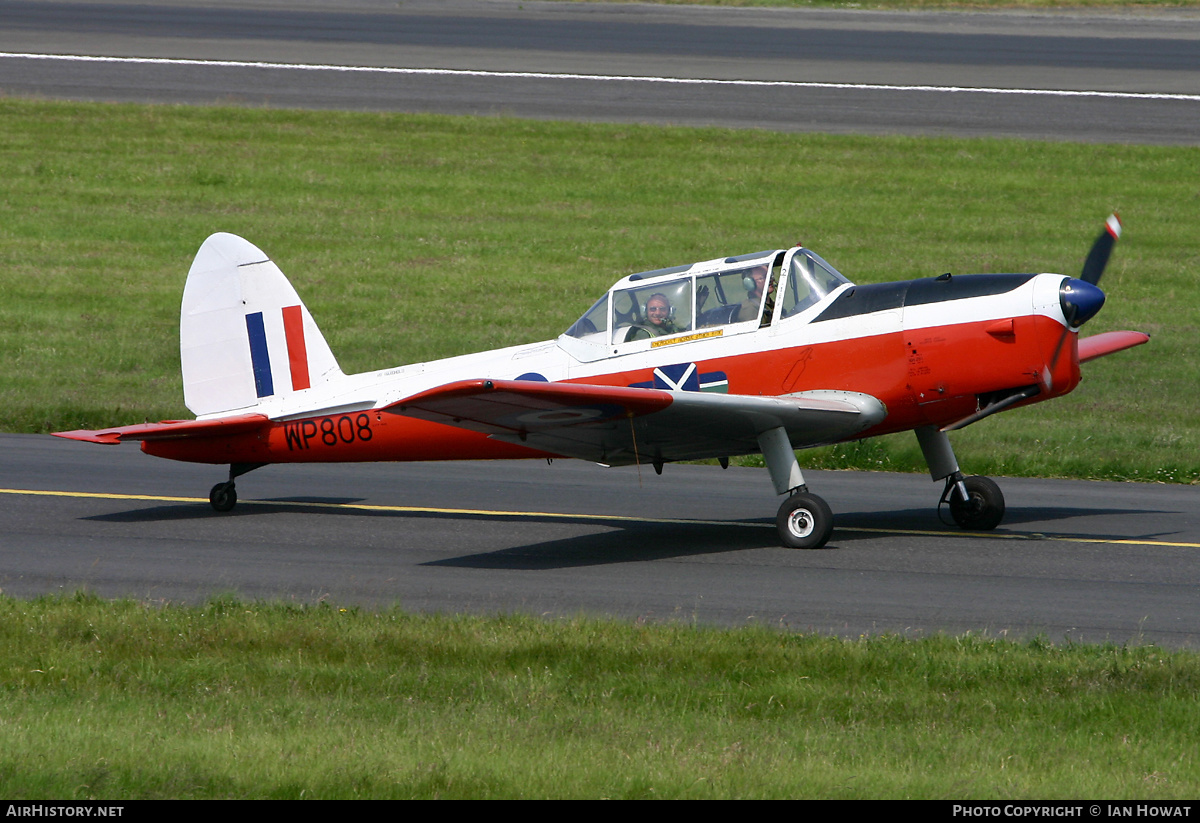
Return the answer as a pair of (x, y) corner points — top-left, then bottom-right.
(389, 379), (887, 467)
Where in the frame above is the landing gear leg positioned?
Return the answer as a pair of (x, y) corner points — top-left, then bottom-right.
(207, 462), (267, 513)
(759, 426), (834, 549)
(915, 425), (1005, 530)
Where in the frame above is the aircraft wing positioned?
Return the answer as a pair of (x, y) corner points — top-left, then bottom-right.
(1078, 330), (1150, 364)
(386, 379), (886, 466)
(53, 413), (270, 445)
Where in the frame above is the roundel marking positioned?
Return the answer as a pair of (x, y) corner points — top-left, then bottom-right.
(515, 408), (604, 425)
(509, 402), (626, 427)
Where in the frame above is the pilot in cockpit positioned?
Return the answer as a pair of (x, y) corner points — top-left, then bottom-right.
(640, 292), (681, 337)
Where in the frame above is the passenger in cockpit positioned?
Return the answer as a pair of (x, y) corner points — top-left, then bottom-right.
(738, 265), (775, 325)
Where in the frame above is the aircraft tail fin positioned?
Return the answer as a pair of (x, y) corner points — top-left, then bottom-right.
(181, 233), (344, 417)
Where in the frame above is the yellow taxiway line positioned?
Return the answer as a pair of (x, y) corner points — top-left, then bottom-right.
(4, 487), (1199, 549)
(0, 487), (735, 527)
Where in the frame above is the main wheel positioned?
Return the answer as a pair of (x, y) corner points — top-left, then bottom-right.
(776, 492), (834, 549)
(209, 482), (237, 513)
(948, 475), (1004, 530)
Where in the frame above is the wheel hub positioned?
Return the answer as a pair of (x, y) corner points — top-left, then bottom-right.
(787, 508), (815, 538)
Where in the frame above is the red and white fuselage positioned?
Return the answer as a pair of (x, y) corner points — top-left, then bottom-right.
(85, 237), (1138, 468)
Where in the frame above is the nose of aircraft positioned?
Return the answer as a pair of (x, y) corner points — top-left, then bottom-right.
(1059, 278), (1106, 328)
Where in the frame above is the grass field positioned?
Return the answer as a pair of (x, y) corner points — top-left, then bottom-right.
(2, 99), (1198, 482)
(0, 594), (1196, 799)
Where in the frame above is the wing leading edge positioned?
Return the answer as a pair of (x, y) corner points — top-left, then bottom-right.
(387, 379), (886, 466)
(1077, 330), (1150, 364)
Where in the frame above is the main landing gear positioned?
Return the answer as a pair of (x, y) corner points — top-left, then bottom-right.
(916, 425), (1006, 531)
(759, 425), (1007, 549)
(942, 474), (1005, 531)
(207, 462), (266, 513)
(759, 426), (835, 549)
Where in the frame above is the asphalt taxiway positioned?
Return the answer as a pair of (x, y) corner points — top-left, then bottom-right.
(5, 433), (1198, 646)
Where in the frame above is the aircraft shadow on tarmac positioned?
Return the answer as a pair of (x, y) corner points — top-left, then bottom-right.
(837, 504), (1172, 531)
(427, 521), (781, 569)
(80, 497), (1178, 569)
(82, 499), (779, 565)
(83, 498), (369, 522)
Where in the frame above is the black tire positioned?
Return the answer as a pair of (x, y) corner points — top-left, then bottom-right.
(948, 475), (1005, 530)
(209, 482), (237, 513)
(776, 492), (834, 549)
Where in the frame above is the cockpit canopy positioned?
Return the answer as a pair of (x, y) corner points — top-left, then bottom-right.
(563, 247), (852, 356)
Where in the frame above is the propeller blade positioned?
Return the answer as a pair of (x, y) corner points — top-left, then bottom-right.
(1080, 213), (1121, 286)
(1050, 214), (1124, 373)
(1047, 323), (1071, 374)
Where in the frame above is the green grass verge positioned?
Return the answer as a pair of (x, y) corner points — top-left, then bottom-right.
(2, 99), (1197, 482)
(0, 594), (1196, 799)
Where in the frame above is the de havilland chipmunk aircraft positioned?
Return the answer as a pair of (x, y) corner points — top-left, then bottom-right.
(55, 216), (1148, 548)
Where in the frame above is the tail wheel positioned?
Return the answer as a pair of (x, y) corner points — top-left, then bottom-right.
(209, 482), (237, 513)
(776, 492), (834, 549)
(948, 475), (1005, 530)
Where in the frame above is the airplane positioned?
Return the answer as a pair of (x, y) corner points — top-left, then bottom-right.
(54, 215), (1148, 549)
